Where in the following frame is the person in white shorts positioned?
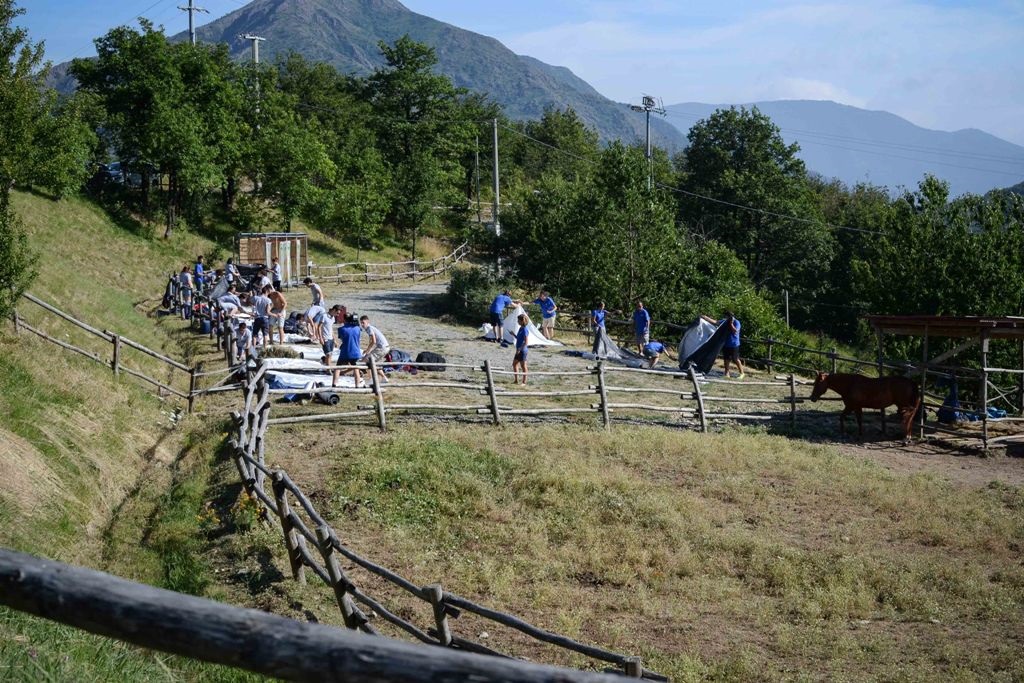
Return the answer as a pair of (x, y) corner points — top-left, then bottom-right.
(359, 315), (391, 384)
(532, 290), (558, 340)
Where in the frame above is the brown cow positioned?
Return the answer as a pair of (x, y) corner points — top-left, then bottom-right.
(809, 372), (920, 440)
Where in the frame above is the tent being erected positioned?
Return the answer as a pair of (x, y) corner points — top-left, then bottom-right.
(483, 305), (561, 346)
(678, 317), (730, 374)
(591, 326), (625, 360)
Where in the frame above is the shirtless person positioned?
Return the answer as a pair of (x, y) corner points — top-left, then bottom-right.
(268, 287), (287, 345)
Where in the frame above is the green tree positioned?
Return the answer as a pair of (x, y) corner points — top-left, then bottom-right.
(678, 106), (834, 299)
(362, 36), (480, 258)
(0, 0), (91, 209)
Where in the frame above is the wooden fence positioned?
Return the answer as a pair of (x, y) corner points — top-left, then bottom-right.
(232, 361), (665, 680)
(0, 548), (629, 683)
(11, 293), (242, 413)
(307, 241), (471, 284)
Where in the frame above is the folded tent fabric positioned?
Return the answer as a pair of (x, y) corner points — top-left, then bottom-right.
(678, 317), (731, 374)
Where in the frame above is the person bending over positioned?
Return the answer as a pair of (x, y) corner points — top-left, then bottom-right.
(333, 313), (363, 388)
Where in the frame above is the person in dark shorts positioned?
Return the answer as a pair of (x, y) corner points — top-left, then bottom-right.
(703, 311), (745, 379)
(642, 340), (665, 368)
(488, 290), (521, 343)
(332, 313), (363, 388)
(513, 313), (530, 384)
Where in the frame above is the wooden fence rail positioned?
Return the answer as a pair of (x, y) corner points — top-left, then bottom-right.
(0, 548), (629, 683)
(308, 242), (470, 284)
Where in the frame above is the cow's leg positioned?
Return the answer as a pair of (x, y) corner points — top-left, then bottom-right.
(839, 406), (849, 435)
(856, 408), (864, 440)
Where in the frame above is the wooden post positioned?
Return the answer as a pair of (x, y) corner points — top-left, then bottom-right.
(789, 373), (797, 430)
(111, 333), (121, 376)
(364, 263), (369, 284)
(980, 331), (989, 450)
(876, 327), (886, 434)
(188, 367), (198, 414)
(766, 338), (774, 373)
(424, 584), (453, 647)
(483, 360), (500, 425)
(689, 365), (707, 433)
(919, 328), (929, 438)
(1018, 339), (1023, 416)
(315, 526), (361, 630)
(12, 311), (20, 335)
(597, 362), (610, 429)
(273, 473), (306, 585)
(390, 263), (396, 281)
(368, 356), (387, 432)
(623, 658), (643, 678)
(829, 346), (838, 374)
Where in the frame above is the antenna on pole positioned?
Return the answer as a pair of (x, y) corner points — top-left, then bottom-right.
(630, 94), (666, 190)
(178, 0), (209, 46)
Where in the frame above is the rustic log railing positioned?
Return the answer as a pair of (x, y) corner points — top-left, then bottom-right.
(308, 241), (470, 284)
(11, 293), (242, 413)
(0, 548), (629, 683)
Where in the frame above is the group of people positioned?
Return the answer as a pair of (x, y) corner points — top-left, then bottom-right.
(492, 290), (745, 377)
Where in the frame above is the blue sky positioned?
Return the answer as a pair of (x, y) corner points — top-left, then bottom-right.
(16, 0), (1024, 145)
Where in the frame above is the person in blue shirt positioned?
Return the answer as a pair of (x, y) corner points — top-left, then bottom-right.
(193, 255), (206, 293)
(642, 340), (666, 368)
(512, 313), (530, 384)
(488, 290), (521, 343)
(333, 313), (364, 388)
(590, 301), (607, 354)
(632, 300), (651, 354)
(703, 311), (745, 379)
(532, 290), (558, 340)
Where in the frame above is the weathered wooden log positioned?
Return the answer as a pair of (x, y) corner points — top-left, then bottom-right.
(23, 293), (114, 341)
(0, 549), (629, 682)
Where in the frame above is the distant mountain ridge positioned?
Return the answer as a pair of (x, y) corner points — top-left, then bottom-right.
(184, 0), (685, 151)
(665, 100), (1024, 197)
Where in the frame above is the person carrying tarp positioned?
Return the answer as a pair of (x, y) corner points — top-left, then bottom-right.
(532, 290), (558, 340)
(643, 340), (666, 368)
(488, 290), (521, 343)
(702, 311), (745, 379)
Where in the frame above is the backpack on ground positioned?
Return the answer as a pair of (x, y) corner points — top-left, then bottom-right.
(415, 351), (447, 371)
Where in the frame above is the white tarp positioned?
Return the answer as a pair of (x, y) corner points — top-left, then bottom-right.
(482, 305), (561, 346)
(266, 370), (364, 389)
(678, 318), (717, 361)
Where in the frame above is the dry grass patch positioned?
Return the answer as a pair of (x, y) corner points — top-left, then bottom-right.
(261, 423), (1024, 681)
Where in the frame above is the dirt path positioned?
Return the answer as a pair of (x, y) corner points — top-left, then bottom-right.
(322, 280), (1024, 489)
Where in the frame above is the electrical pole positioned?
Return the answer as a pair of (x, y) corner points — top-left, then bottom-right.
(474, 133), (482, 226)
(492, 118), (501, 275)
(178, 0), (209, 46)
(241, 34), (266, 64)
(630, 95), (666, 190)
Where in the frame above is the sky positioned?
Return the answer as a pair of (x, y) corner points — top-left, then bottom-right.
(16, 0), (1024, 146)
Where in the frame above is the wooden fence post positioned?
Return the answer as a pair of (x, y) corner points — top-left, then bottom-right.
(789, 374), (797, 429)
(980, 331), (989, 450)
(111, 333), (121, 376)
(12, 311), (20, 335)
(829, 347), (838, 374)
(919, 328), (929, 439)
(876, 328), (886, 434)
(484, 360), (500, 425)
(390, 263), (396, 281)
(766, 338), (774, 373)
(368, 356), (387, 432)
(424, 584), (453, 647)
(364, 263), (369, 284)
(315, 526), (361, 630)
(688, 366), (707, 433)
(273, 473), (306, 585)
(623, 657), (643, 678)
(188, 367), (198, 414)
(597, 362), (610, 430)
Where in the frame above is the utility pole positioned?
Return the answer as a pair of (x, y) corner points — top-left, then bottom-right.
(629, 94), (666, 190)
(178, 0), (209, 46)
(492, 118), (501, 275)
(474, 133), (482, 225)
(241, 33), (266, 64)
